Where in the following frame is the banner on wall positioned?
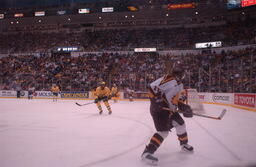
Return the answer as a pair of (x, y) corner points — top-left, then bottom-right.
(34, 91), (53, 98)
(198, 93), (233, 104)
(234, 94), (255, 108)
(211, 93), (231, 103)
(0, 90), (16, 97)
(60, 91), (89, 98)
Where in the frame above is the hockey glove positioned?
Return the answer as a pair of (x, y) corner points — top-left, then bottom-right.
(102, 96), (109, 102)
(94, 96), (106, 103)
(178, 102), (193, 118)
(94, 98), (100, 103)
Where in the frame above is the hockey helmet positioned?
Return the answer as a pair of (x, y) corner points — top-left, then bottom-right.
(172, 68), (185, 82)
(100, 81), (106, 86)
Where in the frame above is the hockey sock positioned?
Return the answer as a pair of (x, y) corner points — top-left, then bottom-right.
(104, 102), (112, 113)
(97, 104), (103, 113)
(144, 133), (164, 154)
(177, 132), (188, 145)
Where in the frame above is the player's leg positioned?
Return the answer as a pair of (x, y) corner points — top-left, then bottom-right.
(55, 93), (58, 102)
(129, 94), (133, 102)
(171, 113), (194, 152)
(53, 93), (57, 102)
(141, 103), (170, 165)
(103, 100), (112, 114)
(29, 91), (33, 100)
(142, 130), (168, 165)
(96, 102), (103, 114)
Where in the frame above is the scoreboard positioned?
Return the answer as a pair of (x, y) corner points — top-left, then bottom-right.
(241, 0), (256, 7)
(227, 0), (256, 9)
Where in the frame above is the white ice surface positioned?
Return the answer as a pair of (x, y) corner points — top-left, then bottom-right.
(0, 99), (256, 167)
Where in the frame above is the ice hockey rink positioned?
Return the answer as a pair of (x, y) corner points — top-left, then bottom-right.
(0, 98), (256, 167)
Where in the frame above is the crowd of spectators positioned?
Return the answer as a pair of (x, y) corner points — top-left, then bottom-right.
(0, 47), (255, 93)
(0, 18), (255, 53)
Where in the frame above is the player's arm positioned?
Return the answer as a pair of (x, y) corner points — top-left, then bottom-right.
(94, 87), (101, 103)
(178, 102), (193, 117)
(104, 87), (112, 100)
(175, 89), (192, 117)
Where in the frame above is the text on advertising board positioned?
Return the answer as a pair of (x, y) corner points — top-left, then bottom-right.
(234, 94), (255, 108)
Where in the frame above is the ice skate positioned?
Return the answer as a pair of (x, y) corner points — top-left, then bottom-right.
(141, 152), (158, 166)
(181, 143), (194, 152)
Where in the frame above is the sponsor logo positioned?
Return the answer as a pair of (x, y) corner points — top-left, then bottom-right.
(35, 91), (53, 97)
(124, 92), (149, 99)
(234, 94), (255, 108)
(1, 90), (16, 97)
(212, 94), (230, 102)
(60, 92), (88, 98)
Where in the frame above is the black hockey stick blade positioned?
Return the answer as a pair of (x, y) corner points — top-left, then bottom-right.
(75, 101), (94, 106)
(75, 102), (83, 106)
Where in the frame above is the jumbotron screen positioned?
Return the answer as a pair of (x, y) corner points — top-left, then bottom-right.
(227, 0), (256, 9)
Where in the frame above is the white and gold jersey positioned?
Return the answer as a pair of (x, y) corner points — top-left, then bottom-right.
(150, 75), (183, 110)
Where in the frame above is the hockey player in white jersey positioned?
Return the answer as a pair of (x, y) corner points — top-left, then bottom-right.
(28, 85), (35, 100)
(141, 65), (194, 165)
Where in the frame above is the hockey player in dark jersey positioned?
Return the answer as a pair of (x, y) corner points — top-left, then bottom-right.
(141, 64), (194, 165)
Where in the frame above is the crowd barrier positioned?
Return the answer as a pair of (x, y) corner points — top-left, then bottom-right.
(0, 90), (255, 111)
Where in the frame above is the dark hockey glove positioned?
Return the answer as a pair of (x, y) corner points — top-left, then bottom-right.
(178, 102), (193, 118)
(94, 96), (105, 103)
(94, 98), (100, 103)
(102, 96), (109, 102)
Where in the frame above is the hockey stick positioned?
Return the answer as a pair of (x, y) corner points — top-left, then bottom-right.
(75, 94), (116, 106)
(162, 107), (227, 120)
(192, 109), (227, 120)
(75, 101), (95, 106)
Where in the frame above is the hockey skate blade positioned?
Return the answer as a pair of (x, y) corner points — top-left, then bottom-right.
(141, 157), (158, 166)
(181, 148), (194, 153)
(141, 154), (158, 166)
